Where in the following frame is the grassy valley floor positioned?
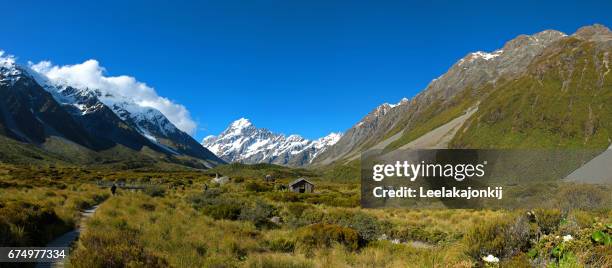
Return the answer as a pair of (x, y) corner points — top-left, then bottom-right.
(0, 164), (610, 267)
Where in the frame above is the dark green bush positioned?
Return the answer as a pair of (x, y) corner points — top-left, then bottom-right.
(323, 211), (384, 242)
(285, 203), (313, 218)
(297, 223), (360, 252)
(245, 182), (271, 192)
(284, 207), (324, 229)
(143, 186), (166, 197)
(203, 200), (243, 220)
(239, 199), (276, 227)
(139, 203), (156, 211)
(187, 189), (223, 209)
(190, 191), (269, 223)
(0, 201), (70, 246)
(0, 218), (14, 246)
(71, 198), (94, 210)
(202, 188), (223, 198)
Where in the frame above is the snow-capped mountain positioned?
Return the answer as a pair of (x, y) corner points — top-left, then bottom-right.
(35, 75), (222, 165)
(311, 98), (411, 165)
(313, 26), (610, 166)
(0, 51), (223, 167)
(0, 53), (99, 148)
(0, 52), (22, 85)
(312, 29), (569, 165)
(202, 118), (341, 166)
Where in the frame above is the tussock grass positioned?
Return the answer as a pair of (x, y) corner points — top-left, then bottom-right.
(2, 163), (609, 267)
(0, 165), (109, 246)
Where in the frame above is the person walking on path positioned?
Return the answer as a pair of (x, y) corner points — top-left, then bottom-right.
(111, 183), (117, 196)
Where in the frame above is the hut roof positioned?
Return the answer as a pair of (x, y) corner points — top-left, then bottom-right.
(288, 177), (314, 187)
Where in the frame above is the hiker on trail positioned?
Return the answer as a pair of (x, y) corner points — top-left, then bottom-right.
(203, 183), (208, 192)
(111, 183), (117, 195)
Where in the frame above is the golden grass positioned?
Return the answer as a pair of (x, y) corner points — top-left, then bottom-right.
(70, 188), (480, 267)
(1, 163), (609, 267)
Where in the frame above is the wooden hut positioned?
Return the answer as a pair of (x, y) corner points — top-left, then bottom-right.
(288, 178), (315, 193)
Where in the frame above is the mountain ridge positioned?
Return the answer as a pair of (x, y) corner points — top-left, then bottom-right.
(0, 52), (224, 168)
(202, 118), (341, 166)
(312, 24), (612, 167)
(1, 24), (610, 170)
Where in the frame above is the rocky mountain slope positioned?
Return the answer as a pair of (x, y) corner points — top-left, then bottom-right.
(313, 24), (612, 166)
(202, 118), (341, 166)
(312, 98), (410, 165)
(0, 53), (224, 168)
(40, 81), (221, 163)
(2, 24), (609, 170)
(0, 58), (97, 148)
(451, 24), (612, 149)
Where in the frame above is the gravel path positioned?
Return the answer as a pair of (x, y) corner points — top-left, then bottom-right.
(35, 205), (100, 268)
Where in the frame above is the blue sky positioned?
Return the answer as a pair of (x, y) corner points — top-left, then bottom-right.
(2, 1), (611, 140)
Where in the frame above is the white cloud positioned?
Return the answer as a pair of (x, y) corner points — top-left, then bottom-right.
(29, 59), (197, 135)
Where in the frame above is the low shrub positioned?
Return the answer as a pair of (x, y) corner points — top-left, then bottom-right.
(392, 226), (449, 244)
(534, 208), (563, 234)
(203, 200), (243, 220)
(269, 192), (302, 202)
(555, 184), (610, 211)
(187, 189), (223, 209)
(245, 182), (271, 192)
(303, 192), (358, 207)
(463, 214), (532, 261)
(583, 243), (612, 267)
(0, 219), (10, 245)
(67, 197), (94, 210)
(284, 207), (324, 229)
(323, 210), (386, 242)
(264, 237), (295, 253)
(285, 203), (312, 217)
(245, 253), (314, 268)
(143, 186), (166, 197)
(239, 199), (276, 228)
(0, 201), (70, 246)
(296, 223), (361, 252)
(192, 192), (276, 225)
(569, 210), (595, 228)
(139, 203), (156, 211)
(227, 240), (248, 260)
(70, 225), (168, 268)
(500, 252), (531, 268)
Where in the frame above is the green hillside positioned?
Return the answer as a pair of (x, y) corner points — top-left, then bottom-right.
(451, 38), (612, 149)
(383, 85), (485, 152)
